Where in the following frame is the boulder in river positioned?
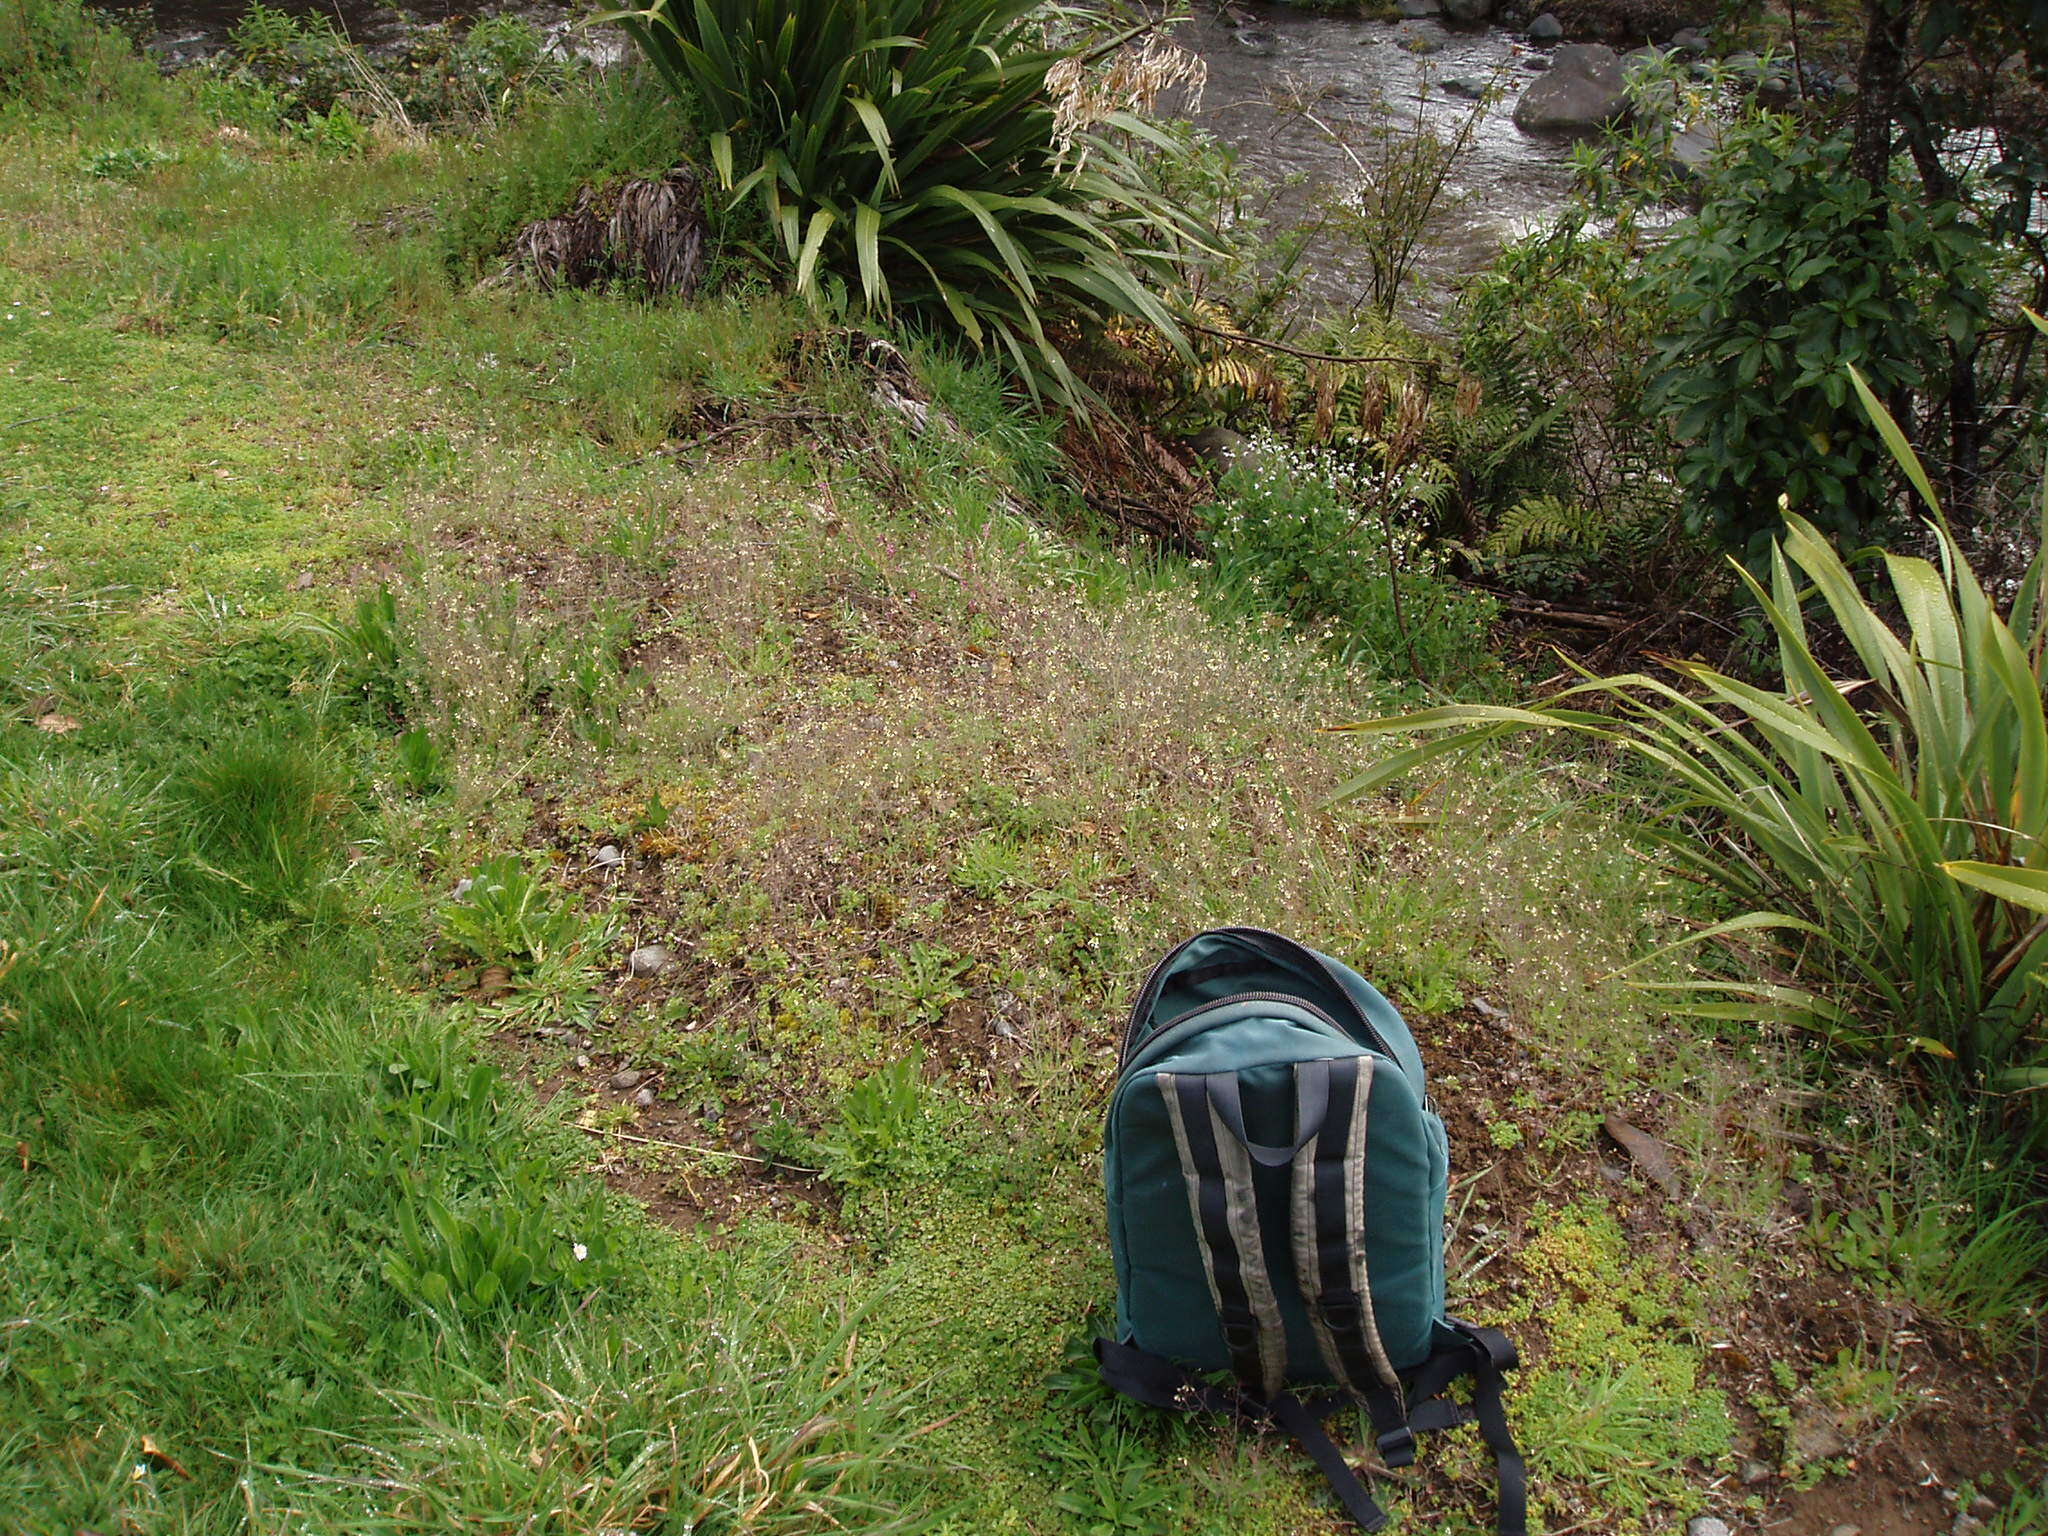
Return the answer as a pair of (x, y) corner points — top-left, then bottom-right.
(1527, 12), (1564, 43)
(1394, 21), (1445, 54)
(1512, 43), (1628, 133)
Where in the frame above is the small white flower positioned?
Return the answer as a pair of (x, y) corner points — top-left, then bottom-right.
(572, 1242), (588, 1262)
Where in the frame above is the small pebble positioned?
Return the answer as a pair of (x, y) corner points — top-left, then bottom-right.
(574, 1053), (591, 1069)
(628, 944), (674, 977)
(633, 1086), (657, 1108)
(1738, 1458), (1771, 1485)
(1686, 1520), (1732, 1536)
(1829, 1525), (1861, 1536)
(610, 1068), (645, 1091)
(594, 844), (623, 868)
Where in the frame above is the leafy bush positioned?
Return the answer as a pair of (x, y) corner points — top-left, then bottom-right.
(1333, 377), (2048, 1117)
(1199, 440), (1497, 692)
(0, 0), (148, 106)
(1643, 123), (1988, 558)
(1459, 211), (1699, 602)
(600, 0), (1203, 400)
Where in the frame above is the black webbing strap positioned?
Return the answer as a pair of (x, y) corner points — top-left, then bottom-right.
(1092, 1337), (1239, 1416)
(1096, 1330), (1525, 1536)
(1269, 1394), (1390, 1533)
(1094, 1341), (1388, 1534)
(1172, 1074), (1273, 1394)
(1447, 1321), (1527, 1536)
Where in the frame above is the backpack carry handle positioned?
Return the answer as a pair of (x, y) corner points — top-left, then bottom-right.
(1206, 1060), (1333, 1168)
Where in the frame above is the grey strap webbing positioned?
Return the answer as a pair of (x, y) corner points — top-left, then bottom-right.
(1289, 1055), (1403, 1394)
(1158, 1071), (1288, 1397)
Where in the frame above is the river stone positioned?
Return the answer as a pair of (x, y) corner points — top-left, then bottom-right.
(1512, 44), (1628, 133)
(1441, 75), (1489, 99)
(1394, 21), (1444, 54)
(1527, 11), (1563, 43)
(1666, 123), (1719, 177)
(610, 1067), (644, 1091)
(1442, 0), (1495, 20)
(1519, 53), (1550, 70)
(1670, 26), (1709, 54)
(633, 1085), (657, 1107)
(627, 943), (674, 976)
(1234, 28), (1279, 56)
(1397, 0), (1441, 16)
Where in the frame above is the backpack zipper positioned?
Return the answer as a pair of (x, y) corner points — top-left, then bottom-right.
(1118, 988), (1366, 1072)
(1121, 928), (1397, 1065)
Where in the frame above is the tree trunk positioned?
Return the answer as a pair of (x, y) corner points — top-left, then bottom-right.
(1851, 0), (1914, 187)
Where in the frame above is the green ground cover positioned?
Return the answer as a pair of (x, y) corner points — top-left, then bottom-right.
(2, 29), (2041, 1536)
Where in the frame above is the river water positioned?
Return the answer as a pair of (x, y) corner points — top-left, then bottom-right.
(143, 0), (1586, 307)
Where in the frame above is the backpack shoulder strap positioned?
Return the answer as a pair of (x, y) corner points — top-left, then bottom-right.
(1287, 1054), (1404, 1399)
(1156, 1070), (1288, 1397)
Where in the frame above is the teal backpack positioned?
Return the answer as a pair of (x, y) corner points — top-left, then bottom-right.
(1097, 927), (1525, 1534)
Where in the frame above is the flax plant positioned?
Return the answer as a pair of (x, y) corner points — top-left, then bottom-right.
(1331, 368), (2048, 1106)
(596, 0), (1205, 403)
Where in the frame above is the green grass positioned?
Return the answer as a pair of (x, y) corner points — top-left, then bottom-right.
(2, 18), (2042, 1534)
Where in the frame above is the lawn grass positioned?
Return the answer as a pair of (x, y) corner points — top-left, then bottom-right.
(2, 34), (2042, 1536)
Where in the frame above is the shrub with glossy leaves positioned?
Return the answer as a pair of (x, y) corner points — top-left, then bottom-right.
(597, 0), (1204, 401)
(1643, 124), (1987, 558)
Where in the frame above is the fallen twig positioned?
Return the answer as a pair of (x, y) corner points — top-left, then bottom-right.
(574, 1121), (814, 1175)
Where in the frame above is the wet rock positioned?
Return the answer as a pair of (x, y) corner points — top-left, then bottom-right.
(1527, 11), (1563, 43)
(628, 944), (674, 977)
(1234, 28), (1279, 56)
(633, 1085), (657, 1107)
(1190, 425), (1249, 471)
(1512, 44), (1628, 133)
(1442, 0), (1494, 21)
(610, 1068), (645, 1091)
(1686, 1521), (1732, 1536)
(1519, 53), (1550, 70)
(593, 843), (624, 868)
(1441, 75), (1490, 99)
(1671, 26), (1709, 54)
(1397, 0), (1441, 15)
(1666, 123), (1720, 177)
(1394, 22), (1444, 54)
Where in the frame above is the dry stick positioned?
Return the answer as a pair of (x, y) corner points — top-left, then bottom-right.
(573, 1122), (813, 1175)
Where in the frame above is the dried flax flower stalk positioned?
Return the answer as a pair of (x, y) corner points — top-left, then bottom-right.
(1047, 31), (1205, 168)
